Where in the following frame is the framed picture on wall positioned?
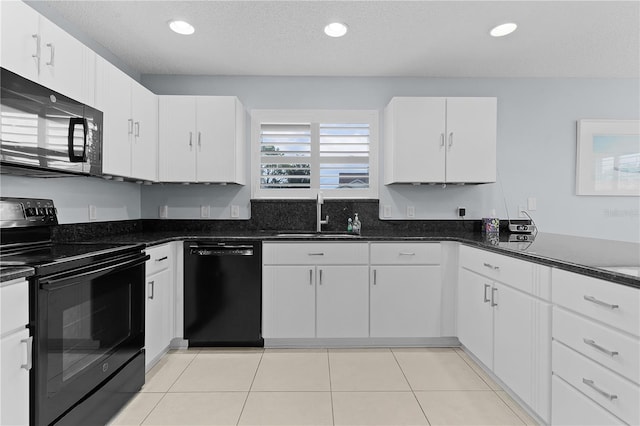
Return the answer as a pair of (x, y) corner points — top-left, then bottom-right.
(576, 119), (640, 196)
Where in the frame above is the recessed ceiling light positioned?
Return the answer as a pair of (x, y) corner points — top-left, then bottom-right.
(490, 22), (517, 37)
(169, 20), (195, 35)
(324, 22), (348, 38)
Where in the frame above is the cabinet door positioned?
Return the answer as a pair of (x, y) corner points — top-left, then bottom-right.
(445, 98), (496, 183)
(457, 268), (493, 368)
(316, 266), (369, 338)
(262, 266), (316, 338)
(98, 58), (132, 177)
(370, 265), (441, 338)
(131, 81), (158, 181)
(0, 328), (30, 426)
(158, 96), (197, 182)
(38, 15), (86, 103)
(145, 269), (171, 369)
(493, 282), (535, 406)
(195, 96), (241, 183)
(0, 0), (39, 82)
(384, 97), (446, 183)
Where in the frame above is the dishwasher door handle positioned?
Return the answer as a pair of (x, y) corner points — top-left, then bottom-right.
(188, 244), (254, 256)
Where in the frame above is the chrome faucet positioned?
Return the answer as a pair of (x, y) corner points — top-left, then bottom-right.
(316, 192), (329, 232)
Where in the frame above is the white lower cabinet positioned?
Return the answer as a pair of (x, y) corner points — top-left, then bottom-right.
(262, 242), (369, 339)
(262, 266), (316, 338)
(552, 375), (625, 426)
(145, 244), (174, 370)
(0, 278), (31, 426)
(457, 245), (551, 423)
(316, 266), (369, 338)
(551, 269), (640, 425)
(370, 242), (442, 338)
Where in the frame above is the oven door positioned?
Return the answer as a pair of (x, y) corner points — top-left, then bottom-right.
(33, 253), (146, 426)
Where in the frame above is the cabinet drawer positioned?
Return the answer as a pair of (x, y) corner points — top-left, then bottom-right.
(553, 341), (639, 425)
(459, 245), (533, 292)
(370, 243), (440, 264)
(146, 244), (172, 275)
(552, 269), (639, 336)
(1, 279), (28, 335)
(553, 307), (640, 384)
(263, 242), (369, 265)
(552, 375), (625, 426)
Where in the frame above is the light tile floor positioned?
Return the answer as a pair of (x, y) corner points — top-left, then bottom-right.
(108, 347), (539, 426)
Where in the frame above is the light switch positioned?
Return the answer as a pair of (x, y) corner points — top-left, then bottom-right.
(406, 206), (415, 218)
(200, 205), (210, 218)
(231, 205), (240, 218)
(527, 197), (537, 211)
(383, 205), (392, 218)
(88, 205), (97, 220)
(159, 205), (168, 219)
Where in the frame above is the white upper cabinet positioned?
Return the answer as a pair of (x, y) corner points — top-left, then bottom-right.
(158, 96), (246, 184)
(384, 97), (497, 184)
(0, 0), (93, 105)
(96, 56), (158, 181)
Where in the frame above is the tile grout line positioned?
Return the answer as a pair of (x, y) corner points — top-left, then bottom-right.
(390, 348), (432, 426)
(138, 348), (202, 425)
(453, 348), (529, 425)
(326, 348), (336, 426)
(236, 348), (265, 426)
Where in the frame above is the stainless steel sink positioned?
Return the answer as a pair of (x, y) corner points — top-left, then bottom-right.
(274, 232), (361, 239)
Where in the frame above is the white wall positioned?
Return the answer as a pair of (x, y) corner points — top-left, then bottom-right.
(0, 174), (141, 224)
(142, 75), (640, 242)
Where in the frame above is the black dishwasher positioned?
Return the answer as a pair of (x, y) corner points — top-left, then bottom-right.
(184, 241), (263, 347)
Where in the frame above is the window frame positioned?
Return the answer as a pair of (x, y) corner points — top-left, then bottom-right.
(250, 109), (379, 199)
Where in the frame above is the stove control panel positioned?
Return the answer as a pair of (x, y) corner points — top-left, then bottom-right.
(0, 197), (58, 227)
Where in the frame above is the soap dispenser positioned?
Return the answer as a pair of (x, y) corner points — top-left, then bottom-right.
(347, 217), (353, 233)
(353, 213), (361, 235)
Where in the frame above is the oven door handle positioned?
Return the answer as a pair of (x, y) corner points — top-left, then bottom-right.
(40, 255), (149, 290)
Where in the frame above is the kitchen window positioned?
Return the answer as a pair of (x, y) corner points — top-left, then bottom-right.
(251, 110), (379, 199)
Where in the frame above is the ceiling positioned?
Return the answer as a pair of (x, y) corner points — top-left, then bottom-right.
(36, 1), (640, 78)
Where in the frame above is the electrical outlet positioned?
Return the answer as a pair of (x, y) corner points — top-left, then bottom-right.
(200, 205), (210, 218)
(231, 205), (240, 218)
(88, 205), (97, 221)
(518, 205), (527, 218)
(527, 197), (537, 211)
(458, 207), (466, 218)
(406, 205), (415, 218)
(159, 205), (168, 219)
(383, 205), (392, 218)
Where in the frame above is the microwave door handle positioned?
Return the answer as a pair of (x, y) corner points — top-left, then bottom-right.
(67, 117), (88, 162)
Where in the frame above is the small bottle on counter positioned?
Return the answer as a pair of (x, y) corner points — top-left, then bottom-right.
(353, 213), (361, 235)
(347, 217), (353, 233)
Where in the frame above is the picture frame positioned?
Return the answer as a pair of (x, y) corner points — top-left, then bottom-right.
(576, 119), (640, 196)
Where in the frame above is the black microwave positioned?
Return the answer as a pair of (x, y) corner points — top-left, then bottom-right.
(0, 67), (102, 176)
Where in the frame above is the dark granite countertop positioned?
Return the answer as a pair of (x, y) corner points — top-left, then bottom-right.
(76, 229), (639, 289)
(0, 266), (34, 284)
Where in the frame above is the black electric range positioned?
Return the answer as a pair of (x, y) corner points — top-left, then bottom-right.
(0, 197), (148, 426)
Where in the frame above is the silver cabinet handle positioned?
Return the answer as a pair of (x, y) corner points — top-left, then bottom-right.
(198, 132), (202, 150)
(319, 269), (323, 285)
(45, 42), (55, 66)
(155, 256), (168, 262)
(448, 132), (453, 148)
(440, 133), (445, 147)
(491, 287), (498, 307)
(148, 280), (155, 300)
(21, 336), (33, 370)
(583, 338), (619, 357)
(309, 269), (313, 285)
(483, 284), (491, 303)
(373, 269), (377, 285)
(128, 119), (134, 135)
(483, 262), (500, 271)
(308, 252), (325, 256)
(584, 295), (619, 310)
(399, 252), (415, 256)
(189, 132), (193, 149)
(582, 378), (618, 400)
(134, 121), (140, 137)
(32, 34), (41, 60)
